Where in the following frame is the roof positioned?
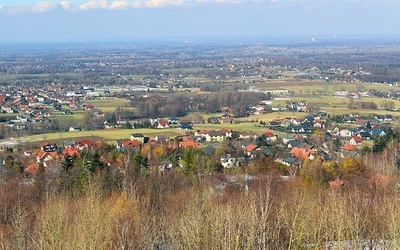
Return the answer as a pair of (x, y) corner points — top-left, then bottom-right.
(244, 144), (258, 152)
(351, 136), (363, 143)
(264, 131), (274, 137)
(25, 163), (40, 174)
(179, 141), (199, 149)
(63, 148), (80, 157)
(290, 147), (314, 160)
(122, 140), (139, 147)
(341, 143), (357, 151)
(158, 120), (169, 126)
(131, 133), (144, 137)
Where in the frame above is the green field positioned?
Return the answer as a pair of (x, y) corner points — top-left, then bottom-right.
(86, 98), (131, 112)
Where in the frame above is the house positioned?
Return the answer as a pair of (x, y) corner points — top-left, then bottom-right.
(179, 123), (193, 130)
(268, 120), (280, 127)
(264, 131), (277, 142)
(85, 104), (95, 110)
(69, 126), (82, 132)
(289, 147), (315, 160)
(375, 115), (385, 122)
(37, 151), (58, 163)
(357, 131), (372, 140)
(314, 121), (325, 129)
(150, 118), (159, 126)
(350, 136), (363, 146)
(40, 141), (56, 152)
(287, 139), (305, 149)
(205, 131), (225, 142)
(62, 148), (80, 157)
(130, 133), (145, 143)
(24, 150), (34, 157)
(221, 154), (238, 168)
(220, 128), (233, 138)
(116, 139), (139, 150)
(278, 157), (301, 167)
(292, 126), (306, 133)
(157, 120), (169, 129)
(339, 129), (352, 138)
(155, 134), (170, 143)
(179, 141), (199, 149)
(372, 129), (386, 137)
(24, 163), (41, 175)
(168, 117), (180, 125)
(220, 114), (234, 124)
(243, 144), (261, 158)
(341, 143), (357, 151)
(384, 114), (393, 122)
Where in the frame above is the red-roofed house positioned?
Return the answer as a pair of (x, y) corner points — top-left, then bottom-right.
(157, 120), (169, 129)
(341, 143), (357, 151)
(350, 136), (363, 146)
(24, 163), (41, 175)
(63, 148), (80, 157)
(290, 147), (315, 160)
(85, 104), (95, 110)
(179, 141), (199, 149)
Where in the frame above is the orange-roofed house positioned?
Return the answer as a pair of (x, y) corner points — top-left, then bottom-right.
(350, 136), (363, 146)
(243, 144), (261, 157)
(220, 128), (233, 138)
(264, 131), (274, 137)
(24, 163), (41, 175)
(63, 148), (80, 157)
(290, 147), (315, 160)
(157, 120), (169, 129)
(341, 143), (357, 151)
(179, 141), (199, 149)
(37, 151), (59, 163)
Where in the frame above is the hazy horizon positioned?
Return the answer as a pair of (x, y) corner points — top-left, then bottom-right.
(1, 0), (399, 43)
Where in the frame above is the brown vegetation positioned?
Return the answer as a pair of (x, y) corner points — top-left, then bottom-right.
(0, 169), (398, 249)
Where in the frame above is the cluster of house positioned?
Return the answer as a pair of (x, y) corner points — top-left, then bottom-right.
(24, 139), (100, 175)
(0, 85), (104, 130)
(249, 100), (311, 116)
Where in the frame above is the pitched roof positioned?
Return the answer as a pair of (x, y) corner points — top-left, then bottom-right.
(341, 143), (357, 151)
(244, 144), (258, 152)
(122, 139), (139, 147)
(63, 148), (80, 157)
(264, 131), (274, 137)
(179, 141), (199, 149)
(351, 136), (363, 143)
(25, 163), (40, 174)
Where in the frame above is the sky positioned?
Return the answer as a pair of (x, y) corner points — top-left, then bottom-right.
(0, 0), (399, 42)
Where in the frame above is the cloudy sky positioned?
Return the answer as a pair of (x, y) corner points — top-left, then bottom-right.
(0, 0), (399, 42)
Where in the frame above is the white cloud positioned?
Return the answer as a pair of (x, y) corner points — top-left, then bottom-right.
(109, 1), (131, 9)
(32, 2), (60, 13)
(145, 0), (185, 7)
(3, 4), (31, 14)
(60, 1), (76, 11)
(79, 0), (109, 10)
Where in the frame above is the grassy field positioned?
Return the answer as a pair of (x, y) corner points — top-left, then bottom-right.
(252, 80), (400, 94)
(86, 98), (131, 112)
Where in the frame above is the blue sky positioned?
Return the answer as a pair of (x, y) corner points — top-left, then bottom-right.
(0, 0), (399, 42)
